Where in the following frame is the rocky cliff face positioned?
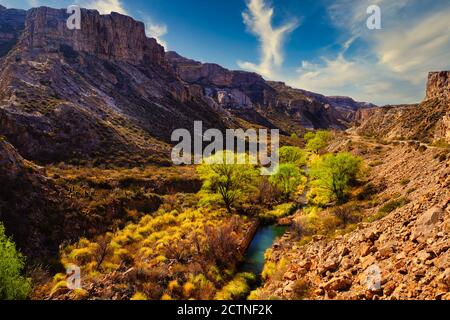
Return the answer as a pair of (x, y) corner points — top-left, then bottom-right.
(426, 71), (450, 101)
(22, 7), (166, 66)
(0, 6), (372, 167)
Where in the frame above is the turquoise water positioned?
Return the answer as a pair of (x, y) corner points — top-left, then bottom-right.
(239, 225), (287, 277)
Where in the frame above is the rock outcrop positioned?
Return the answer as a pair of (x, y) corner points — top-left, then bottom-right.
(0, 6), (229, 164)
(426, 71), (450, 101)
(22, 7), (166, 66)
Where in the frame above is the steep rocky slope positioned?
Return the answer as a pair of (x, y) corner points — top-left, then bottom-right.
(354, 72), (450, 143)
(257, 140), (450, 300)
(0, 138), (87, 260)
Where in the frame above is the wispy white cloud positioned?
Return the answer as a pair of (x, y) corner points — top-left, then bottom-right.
(291, 0), (450, 105)
(145, 20), (168, 49)
(294, 54), (419, 103)
(237, 0), (299, 79)
(374, 9), (450, 82)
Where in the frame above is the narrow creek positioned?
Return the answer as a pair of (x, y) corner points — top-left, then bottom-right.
(239, 224), (287, 283)
(239, 166), (309, 288)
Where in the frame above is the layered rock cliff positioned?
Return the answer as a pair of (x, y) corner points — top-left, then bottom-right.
(22, 7), (165, 66)
(0, 6), (373, 166)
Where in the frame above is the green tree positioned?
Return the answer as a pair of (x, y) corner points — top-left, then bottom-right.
(278, 146), (307, 167)
(305, 130), (332, 154)
(309, 153), (363, 205)
(0, 223), (31, 300)
(197, 152), (259, 213)
(269, 164), (303, 200)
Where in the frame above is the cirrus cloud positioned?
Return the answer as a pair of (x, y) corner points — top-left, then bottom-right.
(291, 0), (450, 105)
(237, 0), (299, 79)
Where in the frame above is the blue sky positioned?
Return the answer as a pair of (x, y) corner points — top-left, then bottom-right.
(2, 0), (450, 105)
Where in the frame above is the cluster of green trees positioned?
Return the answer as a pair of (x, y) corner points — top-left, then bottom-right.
(197, 147), (309, 214)
(0, 223), (31, 300)
(197, 131), (364, 214)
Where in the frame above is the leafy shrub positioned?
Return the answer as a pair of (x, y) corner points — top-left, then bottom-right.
(369, 160), (383, 167)
(378, 197), (409, 215)
(182, 282), (195, 298)
(0, 223), (31, 300)
(262, 253), (288, 282)
(356, 182), (378, 200)
(309, 153), (364, 205)
(292, 279), (311, 300)
(332, 204), (362, 226)
(204, 218), (242, 268)
(131, 292), (147, 300)
(261, 261), (276, 281)
(255, 177), (281, 206)
(432, 139), (450, 149)
(399, 179), (410, 186)
(293, 205), (360, 239)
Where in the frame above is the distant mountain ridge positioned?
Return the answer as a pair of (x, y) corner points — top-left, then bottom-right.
(166, 51), (375, 130)
(0, 6), (373, 166)
(354, 71), (450, 143)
